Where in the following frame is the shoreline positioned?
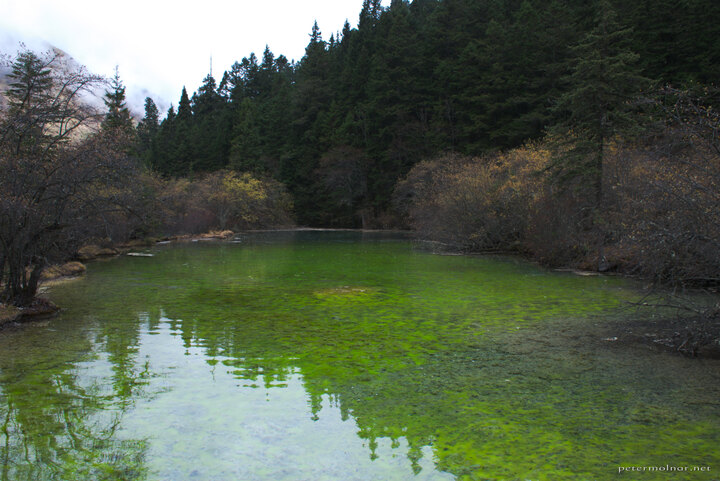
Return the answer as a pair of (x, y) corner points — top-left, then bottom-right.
(606, 314), (720, 358)
(423, 242), (720, 359)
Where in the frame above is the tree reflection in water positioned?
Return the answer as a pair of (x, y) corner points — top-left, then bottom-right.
(0, 317), (150, 481)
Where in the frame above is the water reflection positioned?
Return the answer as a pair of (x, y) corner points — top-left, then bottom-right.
(0, 324), (149, 480)
(111, 317), (452, 480)
(0, 233), (718, 480)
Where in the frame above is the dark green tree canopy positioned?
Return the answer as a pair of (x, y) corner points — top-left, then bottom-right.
(102, 67), (134, 135)
(143, 0), (719, 225)
(550, 0), (650, 200)
(136, 97), (160, 165)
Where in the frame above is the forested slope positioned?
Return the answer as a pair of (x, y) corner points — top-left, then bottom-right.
(142, 0), (720, 226)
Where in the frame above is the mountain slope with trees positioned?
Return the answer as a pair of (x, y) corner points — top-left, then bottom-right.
(141, 0), (719, 229)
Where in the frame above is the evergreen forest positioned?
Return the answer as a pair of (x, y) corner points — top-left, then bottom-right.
(140, 0), (719, 226)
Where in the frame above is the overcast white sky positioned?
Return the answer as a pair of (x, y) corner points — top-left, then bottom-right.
(1, 0), (388, 115)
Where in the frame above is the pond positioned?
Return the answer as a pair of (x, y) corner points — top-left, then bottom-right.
(1, 231), (718, 480)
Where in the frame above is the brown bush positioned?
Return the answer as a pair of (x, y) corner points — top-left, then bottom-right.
(602, 132), (720, 284)
(140, 170), (294, 236)
(523, 185), (596, 267)
(394, 145), (550, 251)
(396, 123), (720, 287)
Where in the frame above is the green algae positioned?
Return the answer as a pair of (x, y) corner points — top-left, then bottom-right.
(0, 231), (718, 480)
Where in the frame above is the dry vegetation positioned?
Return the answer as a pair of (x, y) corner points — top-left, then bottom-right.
(393, 89), (720, 355)
(395, 91), (720, 289)
(139, 170), (294, 237)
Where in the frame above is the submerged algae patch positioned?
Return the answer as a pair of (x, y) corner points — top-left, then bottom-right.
(313, 286), (379, 300)
(1, 231), (719, 480)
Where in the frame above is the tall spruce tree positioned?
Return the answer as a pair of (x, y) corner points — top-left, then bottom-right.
(192, 74), (228, 171)
(550, 0), (649, 203)
(228, 98), (264, 172)
(136, 97), (160, 166)
(101, 67), (133, 136)
(151, 105), (176, 174)
(3, 50), (55, 156)
(173, 87), (195, 175)
(365, 0), (429, 204)
(283, 21), (335, 224)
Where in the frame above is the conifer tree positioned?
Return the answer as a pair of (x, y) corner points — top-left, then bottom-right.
(309, 21), (323, 46)
(176, 86), (193, 122)
(228, 98), (264, 172)
(192, 75), (229, 171)
(173, 87), (195, 174)
(550, 0), (649, 203)
(365, 0), (429, 195)
(258, 46), (276, 95)
(136, 97), (160, 166)
(218, 61), (245, 101)
(150, 105), (176, 174)
(101, 67), (133, 135)
(3, 50), (55, 156)
(359, 0), (383, 29)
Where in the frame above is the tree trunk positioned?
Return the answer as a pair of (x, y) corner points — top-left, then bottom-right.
(4, 262), (44, 307)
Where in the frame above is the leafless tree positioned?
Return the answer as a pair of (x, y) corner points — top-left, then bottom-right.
(0, 48), (136, 306)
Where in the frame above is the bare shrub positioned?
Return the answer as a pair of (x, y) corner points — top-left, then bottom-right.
(143, 171), (294, 236)
(603, 133), (720, 284)
(395, 145), (549, 251)
(0, 49), (143, 305)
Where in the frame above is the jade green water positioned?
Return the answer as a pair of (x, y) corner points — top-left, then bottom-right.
(1, 231), (718, 480)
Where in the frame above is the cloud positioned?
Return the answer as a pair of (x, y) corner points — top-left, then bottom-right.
(1, 0), (387, 116)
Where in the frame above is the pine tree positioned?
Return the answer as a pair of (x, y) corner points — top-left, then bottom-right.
(309, 21), (323, 46)
(359, 0), (383, 29)
(136, 97), (160, 166)
(228, 98), (264, 172)
(239, 53), (261, 99)
(173, 87), (195, 175)
(365, 0), (429, 200)
(101, 67), (134, 136)
(257, 46), (276, 96)
(3, 50), (55, 156)
(193, 75), (220, 116)
(218, 61), (245, 101)
(550, 0), (649, 203)
(192, 75), (229, 171)
(150, 105), (176, 174)
(177, 86), (193, 122)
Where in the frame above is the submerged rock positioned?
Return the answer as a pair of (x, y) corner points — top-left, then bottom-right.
(19, 298), (59, 319)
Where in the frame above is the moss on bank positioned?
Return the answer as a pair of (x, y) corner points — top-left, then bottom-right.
(0, 298), (58, 328)
(0, 304), (21, 326)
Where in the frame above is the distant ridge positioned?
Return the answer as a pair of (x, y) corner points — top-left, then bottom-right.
(0, 34), (144, 119)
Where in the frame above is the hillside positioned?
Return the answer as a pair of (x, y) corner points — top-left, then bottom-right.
(136, 0), (720, 228)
